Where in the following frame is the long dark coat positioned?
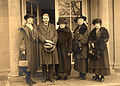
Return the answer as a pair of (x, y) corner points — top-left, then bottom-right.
(72, 23), (89, 73)
(88, 27), (110, 76)
(56, 26), (72, 77)
(37, 23), (59, 65)
(19, 25), (38, 74)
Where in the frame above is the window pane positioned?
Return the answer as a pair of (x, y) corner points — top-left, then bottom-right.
(26, 1), (31, 14)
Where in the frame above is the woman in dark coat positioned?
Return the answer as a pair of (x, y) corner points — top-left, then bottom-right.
(18, 14), (38, 85)
(88, 18), (110, 82)
(56, 18), (72, 80)
(72, 15), (89, 80)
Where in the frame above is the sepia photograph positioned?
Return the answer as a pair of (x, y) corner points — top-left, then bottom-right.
(0, 0), (120, 86)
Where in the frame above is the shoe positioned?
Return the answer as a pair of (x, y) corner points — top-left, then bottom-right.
(25, 71), (36, 86)
(57, 76), (62, 80)
(81, 74), (86, 80)
(42, 78), (47, 83)
(30, 79), (36, 84)
(98, 77), (105, 82)
(49, 78), (55, 82)
(64, 76), (67, 80)
(92, 75), (99, 81)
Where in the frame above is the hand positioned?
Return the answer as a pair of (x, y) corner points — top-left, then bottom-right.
(22, 51), (25, 55)
(68, 53), (71, 56)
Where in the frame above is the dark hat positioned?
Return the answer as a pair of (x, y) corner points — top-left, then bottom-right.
(74, 15), (87, 22)
(24, 14), (35, 20)
(92, 18), (102, 25)
(57, 18), (68, 25)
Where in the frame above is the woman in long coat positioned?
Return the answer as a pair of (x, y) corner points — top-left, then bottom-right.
(72, 15), (89, 80)
(19, 14), (38, 85)
(88, 18), (110, 82)
(56, 18), (72, 80)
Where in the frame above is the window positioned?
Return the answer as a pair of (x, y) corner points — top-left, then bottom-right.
(58, 0), (82, 31)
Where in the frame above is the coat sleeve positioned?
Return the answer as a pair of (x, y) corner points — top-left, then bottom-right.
(19, 29), (26, 52)
(37, 26), (46, 43)
(101, 28), (109, 43)
(67, 32), (72, 53)
(52, 26), (58, 45)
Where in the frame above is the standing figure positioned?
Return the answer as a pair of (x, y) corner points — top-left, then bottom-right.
(72, 15), (89, 80)
(37, 13), (59, 83)
(88, 18), (110, 82)
(56, 18), (72, 80)
(18, 14), (38, 86)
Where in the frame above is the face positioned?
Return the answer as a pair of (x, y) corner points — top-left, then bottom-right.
(77, 18), (84, 25)
(26, 17), (34, 24)
(59, 23), (66, 28)
(42, 14), (50, 25)
(94, 23), (101, 29)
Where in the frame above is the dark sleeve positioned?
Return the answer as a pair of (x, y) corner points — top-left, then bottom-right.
(88, 29), (96, 43)
(101, 28), (109, 42)
(52, 25), (58, 45)
(67, 31), (72, 53)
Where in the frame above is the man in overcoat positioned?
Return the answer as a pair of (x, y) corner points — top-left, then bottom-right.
(37, 13), (59, 83)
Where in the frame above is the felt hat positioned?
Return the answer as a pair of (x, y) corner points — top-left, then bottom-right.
(74, 15), (87, 22)
(57, 18), (68, 25)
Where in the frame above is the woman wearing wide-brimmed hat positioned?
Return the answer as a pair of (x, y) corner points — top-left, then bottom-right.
(18, 14), (38, 85)
(56, 18), (72, 80)
(88, 18), (110, 82)
(72, 15), (89, 80)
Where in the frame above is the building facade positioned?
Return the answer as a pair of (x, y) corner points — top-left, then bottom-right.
(0, 0), (120, 77)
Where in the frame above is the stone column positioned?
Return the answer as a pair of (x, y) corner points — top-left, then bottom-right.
(98, 0), (112, 67)
(8, 0), (21, 76)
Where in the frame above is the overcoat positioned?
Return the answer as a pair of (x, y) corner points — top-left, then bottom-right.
(19, 25), (38, 74)
(88, 27), (110, 76)
(37, 23), (59, 65)
(56, 26), (72, 76)
(72, 23), (89, 73)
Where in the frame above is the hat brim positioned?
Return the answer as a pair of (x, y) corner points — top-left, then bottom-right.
(24, 14), (35, 20)
(57, 21), (67, 25)
(74, 16), (87, 22)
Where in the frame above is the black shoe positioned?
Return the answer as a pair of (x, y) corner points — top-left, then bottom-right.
(49, 78), (54, 82)
(57, 76), (62, 80)
(42, 78), (47, 83)
(81, 74), (86, 80)
(30, 79), (36, 84)
(92, 75), (99, 81)
(64, 76), (67, 80)
(98, 77), (105, 82)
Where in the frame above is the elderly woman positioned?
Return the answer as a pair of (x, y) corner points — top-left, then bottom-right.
(72, 15), (89, 80)
(88, 18), (110, 82)
(18, 14), (38, 85)
(56, 18), (72, 80)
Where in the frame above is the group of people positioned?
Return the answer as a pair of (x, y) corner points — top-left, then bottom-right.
(18, 13), (110, 86)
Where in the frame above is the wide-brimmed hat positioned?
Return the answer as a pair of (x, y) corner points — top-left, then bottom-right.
(57, 18), (68, 25)
(24, 14), (35, 20)
(74, 15), (87, 22)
